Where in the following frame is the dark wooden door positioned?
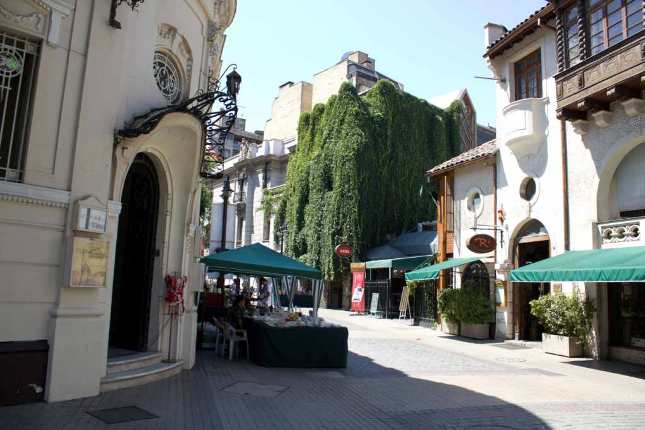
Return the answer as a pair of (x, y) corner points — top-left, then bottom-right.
(109, 154), (160, 351)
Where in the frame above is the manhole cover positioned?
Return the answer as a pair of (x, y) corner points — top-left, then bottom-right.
(223, 382), (288, 398)
(495, 357), (527, 363)
(87, 406), (158, 424)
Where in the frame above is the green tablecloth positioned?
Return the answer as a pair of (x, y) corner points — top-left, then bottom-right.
(244, 318), (348, 368)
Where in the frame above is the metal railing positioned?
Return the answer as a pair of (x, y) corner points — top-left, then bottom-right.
(598, 217), (643, 248)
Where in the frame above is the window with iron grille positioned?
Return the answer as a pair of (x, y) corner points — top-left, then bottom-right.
(0, 31), (39, 182)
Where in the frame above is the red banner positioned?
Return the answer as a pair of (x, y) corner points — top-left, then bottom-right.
(350, 271), (365, 313)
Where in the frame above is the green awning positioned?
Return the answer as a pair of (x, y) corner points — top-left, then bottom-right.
(510, 246), (645, 283)
(405, 257), (480, 282)
(365, 255), (433, 271)
(200, 243), (322, 279)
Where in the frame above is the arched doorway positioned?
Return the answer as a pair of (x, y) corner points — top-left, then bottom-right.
(513, 219), (550, 341)
(109, 153), (160, 353)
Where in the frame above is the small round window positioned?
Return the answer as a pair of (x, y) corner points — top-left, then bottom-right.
(153, 51), (184, 104)
(466, 189), (483, 215)
(520, 177), (537, 201)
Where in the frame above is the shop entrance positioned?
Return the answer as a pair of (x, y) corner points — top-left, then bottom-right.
(109, 154), (160, 353)
(513, 220), (550, 341)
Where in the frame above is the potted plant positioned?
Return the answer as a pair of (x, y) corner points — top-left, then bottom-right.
(437, 288), (460, 335)
(530, 293), (595, 357)
(458, 287), (493, 339)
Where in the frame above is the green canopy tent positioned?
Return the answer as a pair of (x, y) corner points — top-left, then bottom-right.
(510, 246), (645, 282)
(405, 257), (480, 282)
(200, 243), (323, 314)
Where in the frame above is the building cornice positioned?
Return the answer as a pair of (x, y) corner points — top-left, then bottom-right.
(0, 181), (70, 208)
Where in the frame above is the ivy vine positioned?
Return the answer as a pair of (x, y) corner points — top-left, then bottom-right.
(276, 81), (462, 280)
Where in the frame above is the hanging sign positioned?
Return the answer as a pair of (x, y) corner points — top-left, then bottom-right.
(335, 243), (353, 258)
(467, 234), (496, 253)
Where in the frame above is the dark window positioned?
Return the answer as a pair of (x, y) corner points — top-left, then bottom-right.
(588, 0), (644, 56)
(0, 31), (40, 182)
(462, 261), (490, 300)
(564, 6), (581, 67)
(520, 177), (537, 201)
(263, 211), (271, 242)
(609, 282), (645, 348)
(514, 50), (542, 101)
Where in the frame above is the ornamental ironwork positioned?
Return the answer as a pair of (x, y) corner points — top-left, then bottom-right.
(116, 66), (241, 180)
(153, 51), (183, 104)
(110, 0), (145, 29)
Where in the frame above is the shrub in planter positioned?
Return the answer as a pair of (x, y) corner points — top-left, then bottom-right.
(530, 293), (595, 356)
(438, 288), (493, 338)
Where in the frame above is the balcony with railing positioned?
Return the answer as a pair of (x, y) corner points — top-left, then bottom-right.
(597, 217), (643, 248)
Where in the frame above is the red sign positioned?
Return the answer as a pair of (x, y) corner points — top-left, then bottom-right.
(351, 271), (365, 313)
(467, 234), (496, 254)
(335, 243), (353, 258)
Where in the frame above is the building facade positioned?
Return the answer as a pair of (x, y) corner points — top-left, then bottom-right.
(0, 0), (237, 404)
(433, 1), (645, 364)
(209, 51), (403, 255)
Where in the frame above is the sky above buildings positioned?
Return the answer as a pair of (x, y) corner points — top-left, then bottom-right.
(222, 0), (547, 133)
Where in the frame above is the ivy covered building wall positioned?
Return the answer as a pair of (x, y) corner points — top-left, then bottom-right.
(276, 80), (463, 282)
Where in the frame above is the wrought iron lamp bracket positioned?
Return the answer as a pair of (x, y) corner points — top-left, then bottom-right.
(115, 66), (240, 181)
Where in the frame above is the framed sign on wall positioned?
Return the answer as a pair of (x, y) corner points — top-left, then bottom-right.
(70, 237), (109, 287)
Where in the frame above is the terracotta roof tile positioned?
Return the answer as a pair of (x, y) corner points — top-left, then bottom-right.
(428, 140), (497, 176)
(484, 4), (553, 59)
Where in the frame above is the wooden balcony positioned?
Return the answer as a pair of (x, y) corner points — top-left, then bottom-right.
(556, 34), (645, 122)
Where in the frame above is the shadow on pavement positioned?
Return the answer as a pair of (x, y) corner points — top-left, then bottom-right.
(564, 358), (645, 380)
(0, 349), (553, 429)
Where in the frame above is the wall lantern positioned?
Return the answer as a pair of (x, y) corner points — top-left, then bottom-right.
(226, 69), (242, 100)
(110, 0), (145, 29)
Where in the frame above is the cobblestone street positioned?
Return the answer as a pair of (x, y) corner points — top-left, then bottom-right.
(2, 309), (645, 429)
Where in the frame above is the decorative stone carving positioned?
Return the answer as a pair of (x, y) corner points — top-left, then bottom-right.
(591, 110), (613, 128)
(599, 220), (642, 245)
(0, 4), (45, 33)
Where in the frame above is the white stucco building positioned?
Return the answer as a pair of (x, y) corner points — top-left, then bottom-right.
(0, 0), (237, 405)
(432, 1), (645, 364)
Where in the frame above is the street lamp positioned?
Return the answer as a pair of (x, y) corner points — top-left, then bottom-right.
(279, 223), (289, 254)
(219, 176), (231, 252)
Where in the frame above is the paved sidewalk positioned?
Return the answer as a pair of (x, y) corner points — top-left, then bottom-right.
(2, 309), (645, 429)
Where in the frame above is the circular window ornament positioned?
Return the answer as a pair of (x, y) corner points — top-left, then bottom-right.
(466, 188), (484, 216)
(153, 51), (183, 104)
(520, 177), (537, 202)
(0, 48), (24, 79)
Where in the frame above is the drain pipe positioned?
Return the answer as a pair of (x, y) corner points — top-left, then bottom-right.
(560, 119), (570, 251)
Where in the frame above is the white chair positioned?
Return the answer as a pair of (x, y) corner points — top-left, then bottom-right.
(211, 318), (226, 357)
(223, 322), (249, 361)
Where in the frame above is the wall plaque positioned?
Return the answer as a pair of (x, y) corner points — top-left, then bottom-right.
(70, 237), (109, 287)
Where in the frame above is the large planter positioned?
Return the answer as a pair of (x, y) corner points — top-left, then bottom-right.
(441, 319), (459, 335)
(461, 323), (490, 340)
(542, 333), (583, 357)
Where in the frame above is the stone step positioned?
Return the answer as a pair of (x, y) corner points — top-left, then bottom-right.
(107, 351), (164, 374)
(100, 360), (184, 392)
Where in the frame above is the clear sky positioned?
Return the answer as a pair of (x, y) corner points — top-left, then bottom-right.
(222, 0), (547, 134)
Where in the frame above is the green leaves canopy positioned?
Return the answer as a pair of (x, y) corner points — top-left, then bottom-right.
(276, 81), (461, 280)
